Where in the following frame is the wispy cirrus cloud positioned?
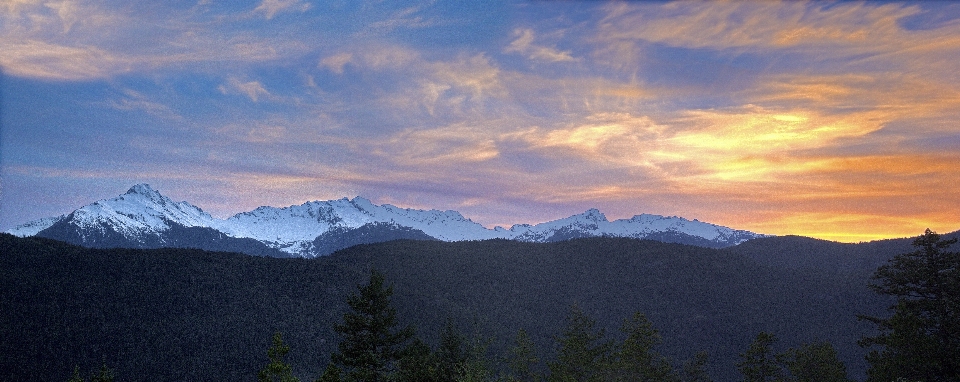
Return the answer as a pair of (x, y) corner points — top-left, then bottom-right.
(504, 28), (576, 62)
(320, 44), (507, 121)
(253, 0), (311, 20)
(106, 89), (183, 121)
(363, 3), (436, 34)
(218, 77), (273, 102)
(0, 1), (314, 80)
(596, 1), (927, 53)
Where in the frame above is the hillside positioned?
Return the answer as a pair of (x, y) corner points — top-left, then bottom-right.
(0, 233), (901, 381)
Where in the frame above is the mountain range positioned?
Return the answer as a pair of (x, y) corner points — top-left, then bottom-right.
(8, 184), (768, 257)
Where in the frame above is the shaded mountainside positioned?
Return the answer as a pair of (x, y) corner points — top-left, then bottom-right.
(0, 233), (904, 381)
(724, 231), (960, 272)
(309, 222), (438, 256)
(0, 234), (351, 381)
(37, 214), (290, 257)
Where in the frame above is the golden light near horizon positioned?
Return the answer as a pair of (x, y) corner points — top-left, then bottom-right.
(751, 211), (957, 243)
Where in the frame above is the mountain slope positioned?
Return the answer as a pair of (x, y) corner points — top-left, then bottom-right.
(0, 233), (895, 381)
(10, 184), (769, 257)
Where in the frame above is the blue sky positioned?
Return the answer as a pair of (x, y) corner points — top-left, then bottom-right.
(3, 0), (960, 242)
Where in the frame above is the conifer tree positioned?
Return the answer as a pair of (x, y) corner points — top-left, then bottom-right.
(331, 269), (413, 382)
(860, 229), (960, 382)
(508, 329), (540, 382)
(547, 305), (612, 382)
(736, 332), (783, 382)
(396, 337), (438, 382)
(456, 336), (495, 382)
(610, 312), (678, 381)
(65, 362), (115, 382)
(315, 364), (342, 382)
(258, 331), (300, 382)
(680, 351), (712, 382)
(68, 366), (84, 382)
(437, 320), (467, 382)
(89, 361), (115, 382)
(779, 342), (850, 382)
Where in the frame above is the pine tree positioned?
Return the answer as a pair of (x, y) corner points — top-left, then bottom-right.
(456, 336), (495, 382)
(437, 320), (467, 382)
(396, 337), (437, 382)
(331, 269), (414, 382)
(508, 329), (540, 382)
(258, 331), (300, 382)
(65, 362), (115, 382)
(610, 312), (678, 382)
(90, 362), (115, 382)
(547, 305), (612, 382)
(68, 366), (85, 382)
(736, 332), (784, 382)
(779, 342), (850, 382)
(680, 351), (712, 382)
(315, 364), (343, 382)
(860, 229), (960, 382)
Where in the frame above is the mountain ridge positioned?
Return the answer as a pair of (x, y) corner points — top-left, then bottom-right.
(9, 183), (769, 257)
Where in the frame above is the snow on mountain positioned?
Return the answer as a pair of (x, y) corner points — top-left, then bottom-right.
(6, 184), (769, 257)
(8, 215), (65, 237)
(221, 196), (502, 254)
(37, 184), (220, 242)
(498, 208), (759, 245)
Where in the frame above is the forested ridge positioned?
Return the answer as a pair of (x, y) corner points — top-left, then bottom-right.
(2, 231), (950, 381)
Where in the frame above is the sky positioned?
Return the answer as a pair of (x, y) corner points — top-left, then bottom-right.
(2, 0), (960, 242)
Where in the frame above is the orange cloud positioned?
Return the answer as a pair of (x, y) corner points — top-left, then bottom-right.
(377, 123), (502, 166)
(597, 1), (927, 53)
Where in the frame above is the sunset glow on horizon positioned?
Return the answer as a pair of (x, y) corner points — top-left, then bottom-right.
(3, 1), (960, 243)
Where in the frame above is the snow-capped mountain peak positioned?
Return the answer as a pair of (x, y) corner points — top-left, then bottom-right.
(126, 183), (160, 197)
(7, 184), (770, 257)
(571, 208), (607, 224)
(7, 215), (64, 237)
(61, 184), (218, 239)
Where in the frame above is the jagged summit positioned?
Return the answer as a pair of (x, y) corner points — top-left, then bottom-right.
(7, 184), (770, 257)
(126, 183), (159, 196)
(575, 208), (607, 223)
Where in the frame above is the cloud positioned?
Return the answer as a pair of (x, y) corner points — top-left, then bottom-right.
(518, 113), (666, 164)
(428, 54), (505, 102)
(319, 52), (353, 74)
(505, 105), (895, 206)
(5, 1), (960, 243)
(253, 0), (311, 20)
(0, 39), (127, 80)
(596, 2), (924, 53)
(590, 1), (960, 94)
(377, 123), (500, 166)
(218, 77), (272, 102)
(44, 0), (81, 33)
(0, 1), (313, 80)
(106, 89), (183, 121)
(510, 104), (883, 181)
(363, 3), (435, 35)
(504, 28), (576, 62)
(323, 45), (507, 120)
(750, 73), (960, 133)
(1, 0), (42, 15)
(668, 106), (880, 155)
